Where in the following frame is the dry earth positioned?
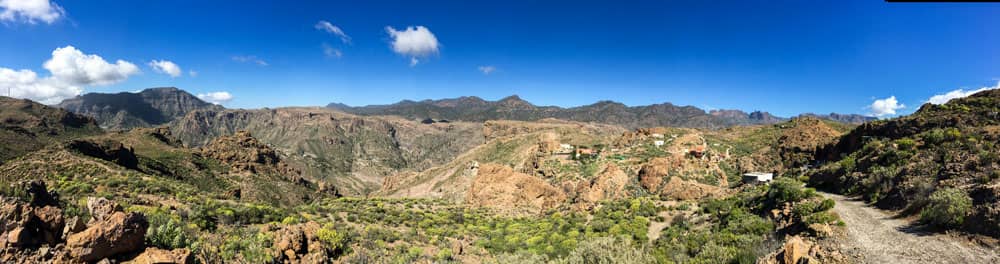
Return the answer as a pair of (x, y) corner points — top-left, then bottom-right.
(823, 193), (1000, 264)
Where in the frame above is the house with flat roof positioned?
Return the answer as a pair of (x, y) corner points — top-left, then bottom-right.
(742, 172), (773, 184)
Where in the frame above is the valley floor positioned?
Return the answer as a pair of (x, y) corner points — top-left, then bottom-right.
(822, 193), (999, 264)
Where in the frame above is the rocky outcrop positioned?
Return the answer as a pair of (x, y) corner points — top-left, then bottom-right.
(66, 209), (149, 261)
(658, 177), (725, 201)
(126, 248), (192, 264)
(466, 163), (566, 214)
(0, 181), (156, 263)
(0, 181), (64, 249)
(271, 222), (333, 263)
(758, 236), (848, 264)
(202, 131), (300, 176)
(575, 163), (630, 208)
(638, 157), (672, 191)
(66, 138), (139, 169)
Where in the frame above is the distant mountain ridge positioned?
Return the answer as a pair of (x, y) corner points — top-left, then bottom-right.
(328, 95), (872, 128)
(57, 87), (222, 130)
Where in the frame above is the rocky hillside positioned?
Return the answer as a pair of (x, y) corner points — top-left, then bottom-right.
(810, 89), (1000, 237)
(57, 87), (222, 130)
(0, 96), (103, 163)
(169, 107), (484, 195)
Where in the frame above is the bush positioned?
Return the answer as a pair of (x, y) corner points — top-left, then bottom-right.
(318, 223), (349, 254)
(766, 178), (813, 205)
(920, 188), (972, 228)
(555, 236), (655, 264)
(146, 213), (191, 249)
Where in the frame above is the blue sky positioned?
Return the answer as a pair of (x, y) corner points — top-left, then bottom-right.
(1, 0), (999, 117)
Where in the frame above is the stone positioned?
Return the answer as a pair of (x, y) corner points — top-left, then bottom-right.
(67, 212), (149, 262)
(126, 248), (192, 264)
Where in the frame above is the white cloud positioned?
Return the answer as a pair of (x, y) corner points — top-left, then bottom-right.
(926, 82), (999, 105)
(197, 91), (233, 104)
(0, 0), (64, 24)
(385, 26), (439, 66)
(315, 20), (351, 44)
(322, 43), (342, 58)
(43, 46), (140, 86)
(478, 65), (496, 75)
(1, 45), (139, 104)
(232, 55), (268, 66)
(148, 60), (182, 77)
(188, 70), (198, 77)
(0, 67), (78, 104)
(868, 96), (905, 117)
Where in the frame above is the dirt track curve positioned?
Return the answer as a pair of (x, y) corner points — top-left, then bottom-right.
(822, 193), (999, 264)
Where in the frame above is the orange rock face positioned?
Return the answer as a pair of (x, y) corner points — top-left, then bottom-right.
(465, 163), (567, 214)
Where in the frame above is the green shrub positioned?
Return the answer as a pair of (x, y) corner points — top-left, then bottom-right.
(895, 138), (917, 151)
(766, 178), (813, 205)
(803, 211), (839, 225)
(436, 248), (454, 261)
(146, 213), (191, 249)
(920, 188), (972, 228)
(318, 223), (349, 254)
(555, 236), (655, 264)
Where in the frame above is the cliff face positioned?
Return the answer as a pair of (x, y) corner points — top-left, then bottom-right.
(56, 87), (221, 130)
(169, 107), (484, 195)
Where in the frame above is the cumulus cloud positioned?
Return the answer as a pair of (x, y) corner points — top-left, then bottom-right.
(0, 45), (139, 104)
(43, 46), (140, 86)
(385, 26), (439, 66)
(148, 60), (181, 77)
(197, 91), (233, 104)
(478, 65), (496, 75)
(926, 82), (999, 105)
(868, 96), (905, 117)
(232, 55), (268, 66)
(322, 43), (342, 58)
(315, 20), (351, 44)
(0, 0), (65, 24)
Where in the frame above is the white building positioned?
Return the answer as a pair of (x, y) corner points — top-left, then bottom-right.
(653, 140), (665, 147)
(651, 133), (664, 138)
(742, 172), (773, 184)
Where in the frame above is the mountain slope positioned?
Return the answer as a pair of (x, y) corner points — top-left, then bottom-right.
(809, 89), (1000, 237)
(168, 107), (484, 195)
(57, 87), (222, 129)
(0, 96), (103, 163)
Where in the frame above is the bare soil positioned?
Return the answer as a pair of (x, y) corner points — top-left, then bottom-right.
(822, 192), (1000, 264)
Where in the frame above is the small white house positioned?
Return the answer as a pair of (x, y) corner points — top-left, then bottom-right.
(651, 133), (664, 138)
(742, 172), (773, 184)
(558, 144), (574, 153)
(653, 140), (665, 147)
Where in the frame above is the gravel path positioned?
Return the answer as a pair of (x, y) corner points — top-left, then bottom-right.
(822, 193), (999, 264)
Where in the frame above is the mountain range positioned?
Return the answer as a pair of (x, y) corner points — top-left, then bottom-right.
(328, 95), (875, 129)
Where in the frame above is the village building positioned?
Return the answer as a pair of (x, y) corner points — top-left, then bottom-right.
(742, 172), (773, 184)
(653, 140), (665, 147)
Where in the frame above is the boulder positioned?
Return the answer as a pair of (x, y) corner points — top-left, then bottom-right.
(782, 236), (811, 264)
(87, 197), (122, 224)
(67, 212), (149, 262)
(575, 163), (630, 207)
(638, 158), (670, 191)
(126, 248), (192, 264)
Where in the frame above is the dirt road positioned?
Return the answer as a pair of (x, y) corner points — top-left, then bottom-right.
(822, 193), (999, 264)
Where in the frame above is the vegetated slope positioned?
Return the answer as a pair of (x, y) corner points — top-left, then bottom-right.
(0, 96), (103, 163)
(701, 116), (854, 182)
(0, 127), (319, 207)
(57, 87), (222, 129)
(810, 89), (1000, 237)
(169, 107), (484, 195)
